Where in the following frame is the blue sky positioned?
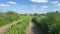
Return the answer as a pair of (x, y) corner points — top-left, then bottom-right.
(0, 0), (60, 14)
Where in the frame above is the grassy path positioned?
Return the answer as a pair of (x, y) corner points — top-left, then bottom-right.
(0, 19), (22, 34)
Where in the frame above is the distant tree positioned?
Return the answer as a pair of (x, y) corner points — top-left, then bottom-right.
(34, 13), (37, 16)
(5, 11), (17, 15)
(56, 11), (59, 14)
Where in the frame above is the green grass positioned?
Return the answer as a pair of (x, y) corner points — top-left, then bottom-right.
(4, 16), (31, 34)
(0, 12), (20, 27)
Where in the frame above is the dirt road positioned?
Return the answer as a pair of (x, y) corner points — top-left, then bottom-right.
(26, 20), (45, 34)
(0, 19), (22, 34)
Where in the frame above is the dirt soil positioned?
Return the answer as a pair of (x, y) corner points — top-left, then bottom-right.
(26, 20), (45, 34)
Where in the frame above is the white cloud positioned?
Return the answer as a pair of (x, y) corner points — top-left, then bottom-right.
(0, 1), (17, 7)
(32, 6), (37, 11)
(39, 6), (48, 10)
(40, 6), (48, 8)
(57, 3), (60, 6)
(0, 4), (10, 7)
(51, 1), (58, 4)
(40, 8), (46, 10)
(33, 8), (36, 10)
(51, 1), (60, 7)
(32, 5), (48, 11)
(7, 1), (16, 4)
(30, 0), (48, 3)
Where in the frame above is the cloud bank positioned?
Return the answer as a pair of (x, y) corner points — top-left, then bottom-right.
(30, 0), (48, 3)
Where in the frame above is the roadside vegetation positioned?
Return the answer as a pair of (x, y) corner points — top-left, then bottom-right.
(0, 11), (20, 26)
(4, 16), (31, 34)
(32, 11), (60, 34)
